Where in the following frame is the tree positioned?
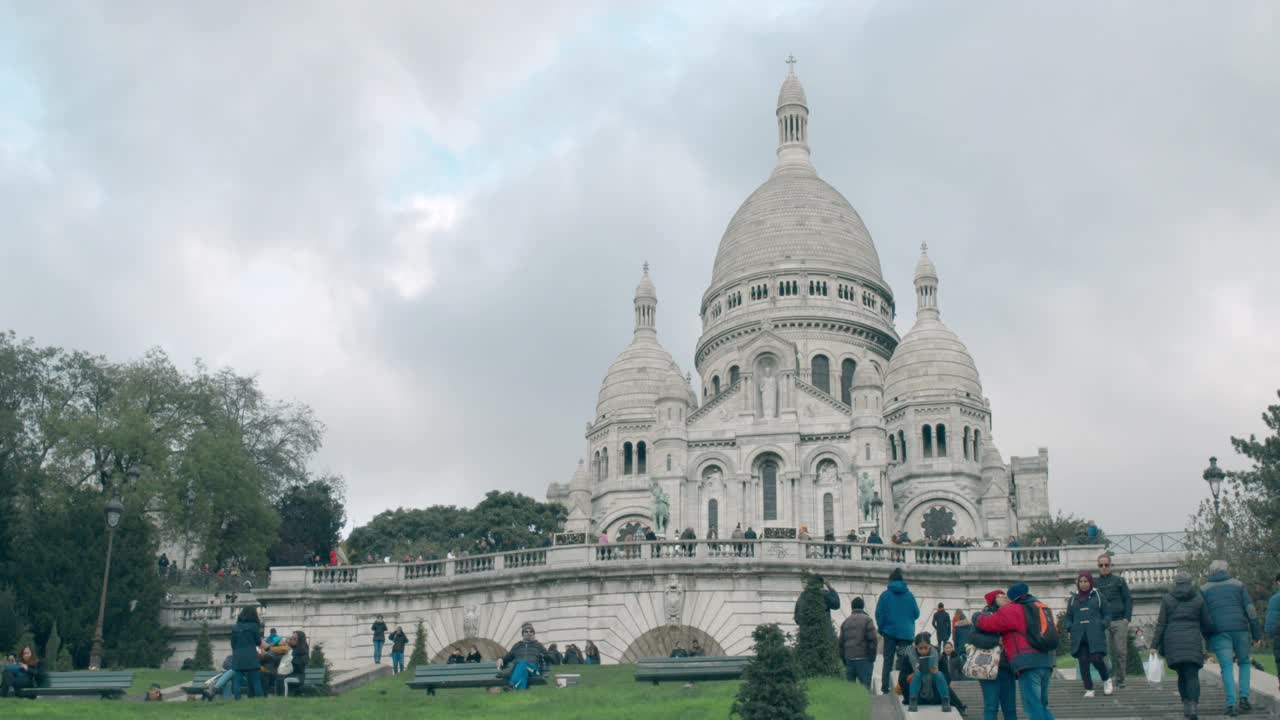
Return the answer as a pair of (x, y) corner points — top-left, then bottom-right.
(731, 623), (810, 720)
(0, 587), (22, 654)
(193, 623), (214, 671)
(792, 575), (840, 678)
(1025, 511), (1106, 546)
(409, 620), (429, 667)
(43, 622), (62, 669)
(269, 477), (346, 566)
(347, 491), (567, 559)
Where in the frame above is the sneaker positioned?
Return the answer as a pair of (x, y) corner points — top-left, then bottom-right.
(1104, 678), (1114, 696)
(1239, 698), (1252, 713)
(942, 696), (951, 713)
(1226, 706), (1237, 717)
(1084, 690), (1095, 698)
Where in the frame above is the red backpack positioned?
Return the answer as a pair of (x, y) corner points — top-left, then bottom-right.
(1022, 600), (1058, 653)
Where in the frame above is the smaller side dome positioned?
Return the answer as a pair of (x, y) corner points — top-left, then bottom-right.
(852, 360), (881, 388)
(777, 74), (807, 108)
(981, 437), (1004, 470)
(658, 364), (691, 404)
(914, 242), (938, 282)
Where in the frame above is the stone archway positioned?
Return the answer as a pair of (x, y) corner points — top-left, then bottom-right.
(619, 625), (727, 663)
(430, 637), (507, 664)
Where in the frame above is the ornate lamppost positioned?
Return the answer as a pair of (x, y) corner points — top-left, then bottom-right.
(89, 467), (136, 670)
(1202, 456), (1226, 555)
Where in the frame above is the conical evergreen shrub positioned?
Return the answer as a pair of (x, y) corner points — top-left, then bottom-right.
(193, 622), (214, 670)
(43, 622), (62, 668)
(793, 574), (840, 678)
(409, 620), (428, 667)
(731, 623), (810, 720)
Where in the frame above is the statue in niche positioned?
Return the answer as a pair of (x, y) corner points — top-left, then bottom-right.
(663, 575), (684, 625)
(760, 365), (778, 418)
(702, 466), (722, 487)
(651, 482), (670, 535)
(463, 604), (480, 639)
(859, 472), (876, 522)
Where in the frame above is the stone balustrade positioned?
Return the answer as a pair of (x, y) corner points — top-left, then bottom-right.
(262, 540), (1150, 591)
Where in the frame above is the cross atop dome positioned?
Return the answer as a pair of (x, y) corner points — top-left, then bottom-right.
(775, 57), (810, 170)
(786, 54), (797, 74)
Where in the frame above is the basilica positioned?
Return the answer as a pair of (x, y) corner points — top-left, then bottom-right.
(547, 66), (1051, 542)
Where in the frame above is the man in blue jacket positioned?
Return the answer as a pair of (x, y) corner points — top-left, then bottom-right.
(1201, 560), (1263, 716)
(876, 567), (920, 695)
(1266, 573), (1280, 692)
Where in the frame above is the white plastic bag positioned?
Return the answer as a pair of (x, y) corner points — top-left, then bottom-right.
(1144, 651), (1164, 683)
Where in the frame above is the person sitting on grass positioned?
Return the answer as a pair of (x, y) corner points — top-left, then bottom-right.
(546, 643), (563, 665)
(144, 684), (163, 701)
(563, 643), (583, 665)
(497, 622), (549, 691)
(0, 648), (43, 699)
(584, 641), (601, 664)
(898, 632), (951, 713)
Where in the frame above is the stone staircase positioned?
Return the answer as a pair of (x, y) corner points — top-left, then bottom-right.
(1045, 678), (1276, 719)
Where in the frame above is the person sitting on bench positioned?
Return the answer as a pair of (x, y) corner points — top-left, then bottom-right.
(497, 622), (548, 690)
(0, 648), (43, 698)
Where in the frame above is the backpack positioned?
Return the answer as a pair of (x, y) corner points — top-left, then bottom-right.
(1022, 600), (1058, 653)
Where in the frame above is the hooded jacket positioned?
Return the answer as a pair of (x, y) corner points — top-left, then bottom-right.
(1153, 574), (1214, 668)
(974, 595), (1055, 675)
(875, 580), (920, 641)
(1201, 568), (1262, 639)
(1266, 589), (1280, 642)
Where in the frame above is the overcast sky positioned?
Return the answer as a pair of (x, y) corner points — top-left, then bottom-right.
(3, 1), (1277, 535)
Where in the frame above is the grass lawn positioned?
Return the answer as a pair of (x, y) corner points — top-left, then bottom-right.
(129, 668), (191, 695)
(0, 664), (871, 719)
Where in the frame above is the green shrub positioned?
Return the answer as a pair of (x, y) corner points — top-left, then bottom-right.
(409, 620), (428, 667)
(193, 623), (214, 671)
(732, 623), (810, 720)
(792, 574), (840, 679)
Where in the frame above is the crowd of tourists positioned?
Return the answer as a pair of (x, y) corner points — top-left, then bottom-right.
(829, 555), (1278, 720)
(195, 606), (310, 701)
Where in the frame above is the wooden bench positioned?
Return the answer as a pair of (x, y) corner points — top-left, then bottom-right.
(181, 670), (221, 696)
(634, 656), (750, 685)
(15, 671), (134, 699)
(282, 667), (326, 696)
(406, 661), (546, 695)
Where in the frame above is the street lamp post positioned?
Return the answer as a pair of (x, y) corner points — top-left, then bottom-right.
(1202, 456), (1226, 556)
(88, 466), (136, 671)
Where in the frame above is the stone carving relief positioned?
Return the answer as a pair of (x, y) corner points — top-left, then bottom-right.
(663, 574), (684, 625)
(817, 459), (837, 484)
(463, 604), (480, 639)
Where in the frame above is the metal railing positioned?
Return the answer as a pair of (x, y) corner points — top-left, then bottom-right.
(1106, 532), (1186, 554)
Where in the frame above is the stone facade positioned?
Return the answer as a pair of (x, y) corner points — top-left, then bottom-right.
(548, 65), (1051, 543)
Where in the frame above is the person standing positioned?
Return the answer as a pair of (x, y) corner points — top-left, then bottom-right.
(1066, 571), (1113, 698)
(229, 607), (264, 699)
(952, 610), (973, 661)
(1153, 571), (1214, 720)
(876, 567), (921, 695)
(1266, 573), (1280, 693)
(839, 596), (878, 689)
(370, 615), (388, 664)
(933, 603), (953, 646)
(1093, 553), (1132, 688)
(971, 590), (1016, 720)
(975, 583), (1057, 720)
(388, 626), (409, 674)
(1201, 559), (1263, 716)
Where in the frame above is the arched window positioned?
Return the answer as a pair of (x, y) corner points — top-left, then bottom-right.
(761, 459), (779, 521)
(708, 499), (719, 536)
(811, 354), (830, 394)
(712, 375), (720, 395)
(922, 425), (934, 459)
(666, 454), (672, 472)
(637, 441), (647, 474)
(623, 442), (633, 475)
(865, 442), (871, 461)
(936, 424), (947, 457)
(963, 427), (971, 460)
(898, 430), (907, 461)
(890, 435), (898, 462)
(840, 358), (855, 405)
(974, 430), (982, 461)
(823, 493), (834, 536)
(729, 365), (740, 386)
(593, 451), (601, 481)
(601, 448), (608, 478)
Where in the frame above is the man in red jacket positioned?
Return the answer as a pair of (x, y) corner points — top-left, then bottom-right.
(975, 583), (1057, 720)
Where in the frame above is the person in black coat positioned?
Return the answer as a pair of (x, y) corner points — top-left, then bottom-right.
(933, 603), (952, 645)
(1154, 571), (1215, 720)
(1066, 571), (1112, 697)
(229, 606), (264, 699)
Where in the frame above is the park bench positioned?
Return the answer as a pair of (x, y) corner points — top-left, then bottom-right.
(406, 661), (546, 695)
(282, 667), (326, 696)
(634, 655), (750, 685)
(181, 670), (221, 695)
(15, 671), (133, 699)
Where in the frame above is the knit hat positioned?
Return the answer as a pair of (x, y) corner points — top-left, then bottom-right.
(1006, 583), (1030, 602)
(890, 568), (904, 582)
(984, 589), (1005, 607)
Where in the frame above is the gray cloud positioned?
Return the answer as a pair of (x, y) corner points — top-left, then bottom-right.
(2, 1), (1276, 534)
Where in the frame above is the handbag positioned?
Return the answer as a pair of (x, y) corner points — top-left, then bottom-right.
(963, 643), (1002, 680)
(277, 654), (294, 677)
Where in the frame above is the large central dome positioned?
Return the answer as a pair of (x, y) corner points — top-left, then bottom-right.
(707, 65), (886, 292)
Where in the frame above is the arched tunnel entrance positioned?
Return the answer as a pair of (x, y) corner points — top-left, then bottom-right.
(619, 625), (725, 663)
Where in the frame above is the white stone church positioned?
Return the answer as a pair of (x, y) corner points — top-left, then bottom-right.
(548, 65), (1050, 543)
